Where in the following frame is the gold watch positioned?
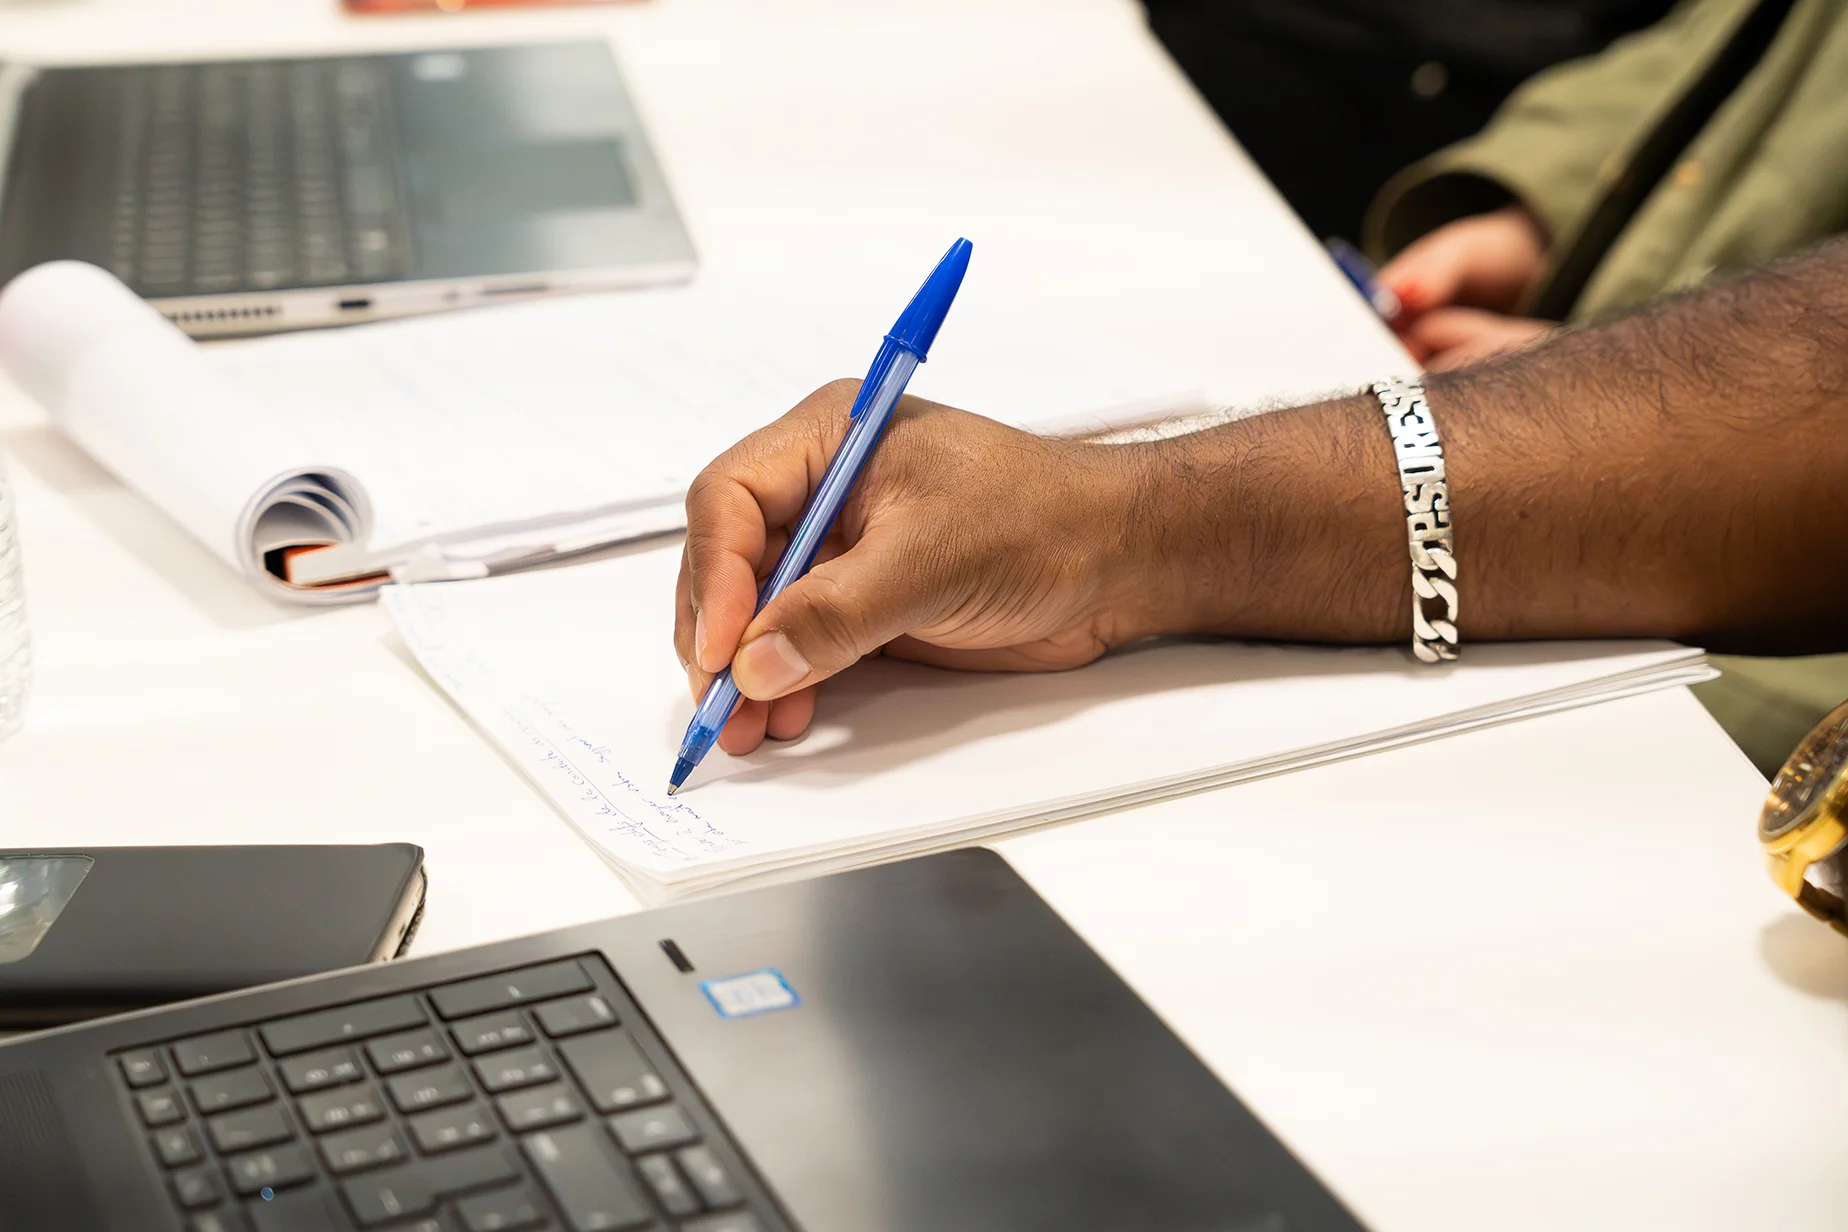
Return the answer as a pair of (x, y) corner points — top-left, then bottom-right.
(1761, 698), (1848, 934)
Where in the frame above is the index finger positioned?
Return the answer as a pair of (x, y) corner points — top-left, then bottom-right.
(681, 380), (858, 674)
(1379, 232), (1468, 323)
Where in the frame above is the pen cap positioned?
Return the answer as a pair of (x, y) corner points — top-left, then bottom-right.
(885, 238), (972, 359)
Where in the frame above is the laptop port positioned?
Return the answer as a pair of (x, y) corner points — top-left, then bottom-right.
(337, 297), (373, 311)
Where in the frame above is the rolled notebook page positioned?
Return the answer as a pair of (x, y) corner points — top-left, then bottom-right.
(0, 263), (1212, 604)
(0, 262), (377, 604)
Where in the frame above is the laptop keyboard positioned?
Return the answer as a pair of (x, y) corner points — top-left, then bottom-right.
(111, 956), (774, 1232)
(105, 59), (413, 297)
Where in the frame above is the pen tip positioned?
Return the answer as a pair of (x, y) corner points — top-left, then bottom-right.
(665, 783), (678, 796)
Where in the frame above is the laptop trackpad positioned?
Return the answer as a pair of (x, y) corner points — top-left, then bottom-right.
(406, 138), (639, 280)
(610, 853), (1361, 1232)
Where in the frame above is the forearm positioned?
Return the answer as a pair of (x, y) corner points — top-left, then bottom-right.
(1122, 240), (1848, 653)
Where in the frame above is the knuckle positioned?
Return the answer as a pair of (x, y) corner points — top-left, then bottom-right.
(786, 379), (861, 428)
(684, 468), (729, 519)
(790, 577), (867, 664)
(682, 529), (727, 577)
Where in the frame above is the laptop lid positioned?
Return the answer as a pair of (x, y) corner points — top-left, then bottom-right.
(613, 850), (1367, 1232)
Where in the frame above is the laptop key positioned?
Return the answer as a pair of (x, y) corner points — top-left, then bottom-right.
(137, 1088), (186, 1126)
(472, 1046), (558, 1094)
(556, 1033), (667, 1113)
(120, 1048), (168, 1087)
(339, 1141), (522, 1221)
(533, 994), (618, 1038)
(407, 1102), (497, 1154)
(299, 1083), (385, 1133)
(191, 1209), (254, 1232)
(522, 1124), (652, 1232)
(174, 1030), (258, 1076)
(387, 1064), (472, 1114)
(210, 1104), (295, 1153)
(607, 1104), (697, 1155)
(277, 1049), (360, 1093)
(262, 996), (427, 1057)
(683, 1216), (762, 1232)
(495, 1084), (583, 1133)
(675, 1145), (742, 1209)
(419, 1140), (520, 1198)
(450, 1010), (534, 1056)
(172, 1165), (224, 1208)
(305, 257), (350, 285)
(367, 1028), (449, 1075)
(154, 1124), (204, 1166)
(227, 1143), (318, 1196)
(635, 1154), (699, 1217)
(456, 1183), (547, 1232)
(280, 1048), (365, 1095)
(246, 1186), (347, 1232)
(431, 961), (592, 1020)
(193, 1068), (274, 1114)
(319, 1123), (408, 1175)
(341, 1168), (434, 1227)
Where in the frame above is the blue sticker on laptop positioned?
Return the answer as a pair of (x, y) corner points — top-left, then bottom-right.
(701, 969), (800, 1019)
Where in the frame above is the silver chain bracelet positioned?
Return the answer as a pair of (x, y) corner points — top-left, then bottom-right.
(1372, 377), (1458, 662)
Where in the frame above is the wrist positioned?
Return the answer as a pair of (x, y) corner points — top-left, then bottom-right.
(1104, 397), (1411, 644)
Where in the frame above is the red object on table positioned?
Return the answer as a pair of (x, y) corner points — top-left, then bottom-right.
(345, 0), (633, 13)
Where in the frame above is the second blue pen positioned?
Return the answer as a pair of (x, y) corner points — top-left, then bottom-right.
(667, 238), (974, 795)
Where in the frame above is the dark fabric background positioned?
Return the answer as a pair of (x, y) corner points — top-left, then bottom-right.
(1143, 0), (1678, 240)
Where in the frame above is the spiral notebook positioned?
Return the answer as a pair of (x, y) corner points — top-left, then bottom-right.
(381, 541), (1715, 902)
(0, 262), (1197, 604)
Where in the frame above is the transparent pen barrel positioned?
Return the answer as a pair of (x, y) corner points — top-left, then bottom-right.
(762, 347), (918, 599)
(0, 450), (29, 742)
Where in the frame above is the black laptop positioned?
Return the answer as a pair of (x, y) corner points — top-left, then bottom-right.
(0, 850), (1368, 1232)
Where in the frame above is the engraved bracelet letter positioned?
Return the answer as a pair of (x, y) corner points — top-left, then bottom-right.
(1372, 377), (1458, 663)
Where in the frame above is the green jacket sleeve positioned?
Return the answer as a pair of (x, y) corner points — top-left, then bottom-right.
(1363, 0), (1759, 261)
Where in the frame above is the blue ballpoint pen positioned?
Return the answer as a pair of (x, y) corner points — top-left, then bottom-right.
(667, 238), (973, 795)
(1325, 238), (1403, 322)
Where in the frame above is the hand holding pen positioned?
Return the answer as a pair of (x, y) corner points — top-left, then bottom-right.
(671, 240), (1179, 780)
(668, 240), (972, 791)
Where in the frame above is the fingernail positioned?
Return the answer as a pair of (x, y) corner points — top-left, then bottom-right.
(734, 632), (810, 698)
(693, 608), (708, 664)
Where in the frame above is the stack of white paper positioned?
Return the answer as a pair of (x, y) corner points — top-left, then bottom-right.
(381, 543), (1713, 902)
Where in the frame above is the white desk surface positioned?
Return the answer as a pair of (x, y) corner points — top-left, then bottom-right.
(1, 1), (1845, 1229)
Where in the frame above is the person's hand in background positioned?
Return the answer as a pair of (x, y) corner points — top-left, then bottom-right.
(673, 381), (1168, 757)
(1379, 203), (1554, 370)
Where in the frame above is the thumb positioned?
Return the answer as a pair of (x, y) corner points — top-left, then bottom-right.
(729, 536), (942, 700)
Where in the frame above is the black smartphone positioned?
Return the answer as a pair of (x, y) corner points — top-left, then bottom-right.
(0, 844), (426, 1028)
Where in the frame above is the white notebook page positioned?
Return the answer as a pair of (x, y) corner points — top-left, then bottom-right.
(381, 543), (1711, 898)
(209, 283), (1202, 552)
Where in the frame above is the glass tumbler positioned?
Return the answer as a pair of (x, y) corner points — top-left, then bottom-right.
(0, 450), (30, 742)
